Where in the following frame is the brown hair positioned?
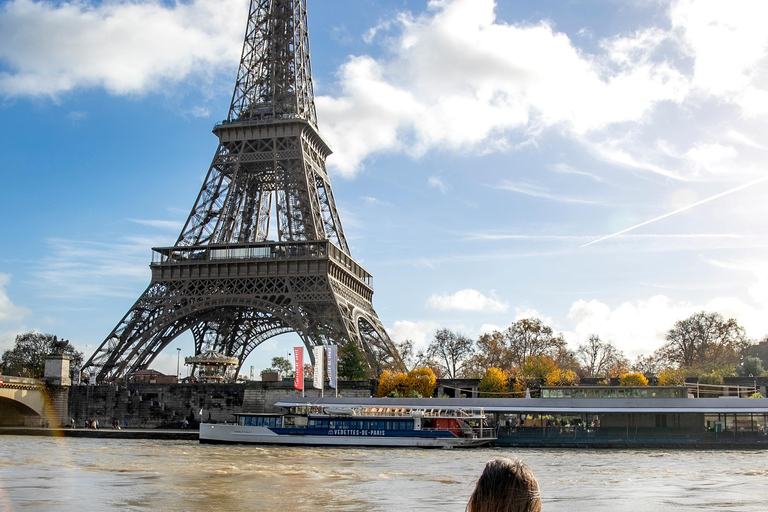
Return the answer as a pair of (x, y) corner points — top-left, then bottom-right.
(467, 458), (541, 512)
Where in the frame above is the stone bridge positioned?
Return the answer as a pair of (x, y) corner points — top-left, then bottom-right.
(0, 375), (67, 426)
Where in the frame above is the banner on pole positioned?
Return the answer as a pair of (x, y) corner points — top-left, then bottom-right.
(326, 345), (337, 389)
(313, 346), (324, 390)
(293, 347), (304, 390)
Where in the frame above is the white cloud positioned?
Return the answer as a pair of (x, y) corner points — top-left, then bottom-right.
(671, 0), (768, 100)
(428, 176), (447, 193)
(0, 0), (246, 97)
(129, 219), (185, 231)
(0, 274), (29, 354)
(387, 320), (440, 353)
(427, 289), (508, 313)
(320, 0), (690, 174)
(33, 236), (171, 300)
(567, 282), (768, 359)
(494, 180), (599, 205)
(0, 274), (28, 324)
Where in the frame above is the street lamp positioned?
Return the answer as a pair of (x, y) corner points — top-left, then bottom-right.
(176, 348), (181, 381)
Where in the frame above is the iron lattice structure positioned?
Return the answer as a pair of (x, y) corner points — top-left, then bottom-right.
(83, 0), (402, 382)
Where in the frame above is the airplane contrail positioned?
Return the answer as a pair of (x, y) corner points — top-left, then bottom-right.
(581, 174), (768, 248)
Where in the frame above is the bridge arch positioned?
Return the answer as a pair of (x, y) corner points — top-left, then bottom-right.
(0, 379), (47, 426)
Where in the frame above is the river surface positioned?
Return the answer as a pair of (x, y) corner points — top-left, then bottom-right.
(0, 436), (767, 511)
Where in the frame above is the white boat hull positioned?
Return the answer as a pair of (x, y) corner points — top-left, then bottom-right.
(199, 424), (490, 448)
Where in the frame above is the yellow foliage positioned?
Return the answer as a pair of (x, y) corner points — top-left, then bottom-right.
(408, 367), (437, 398)
(479, 367), (508, 397)
(377, 368), (436, 397)
(618, 373), (649, 386)
(545, 369), (579, 386)
(658, 368), (686, 386)
(521, 355), (558, 380)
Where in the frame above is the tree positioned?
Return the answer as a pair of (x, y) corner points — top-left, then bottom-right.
(576, 335), (627, 378)
(338, 341), (369, 380)
(426, 328), (474, 379)
(469, 331), (510, 376)
(520, 355), (558, 381)
(376, 368), (435, 398)
(659, 311), (749, 370)
(478, 368), (509, 397)
(262, 356), (293, 376)
(632, 354), (663, 377)
(408, 367), (437, 398)
(657, 368), (686, 386)
(619, 373), (649, 386)
(1, 332), (83, 379)
(545, 368), (579, 386)
(504, 318), (567, 368)
(394, 339), (416, 371)
(740, 356), (765, 377)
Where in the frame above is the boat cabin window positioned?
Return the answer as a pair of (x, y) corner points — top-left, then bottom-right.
(238, 415), (282, 427)
(307, 418), (414, 430)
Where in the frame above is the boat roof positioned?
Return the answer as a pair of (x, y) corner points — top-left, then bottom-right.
(275, 397), (768, 414)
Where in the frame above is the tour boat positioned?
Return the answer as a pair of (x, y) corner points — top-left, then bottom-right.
(199, 398), (495, 448)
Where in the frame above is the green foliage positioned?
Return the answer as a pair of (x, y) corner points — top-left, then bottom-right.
(619, 373), (649, 386)
(478, 367), (508, 397)
(748, 392), (763, 399)
(1, 332), (83, 379)
(740, 356), (765, 377)
(271, 356), (294, 375)
(338, 341), (369, 380)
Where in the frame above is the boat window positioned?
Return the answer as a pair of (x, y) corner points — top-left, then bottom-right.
(329, 421), (336, 429)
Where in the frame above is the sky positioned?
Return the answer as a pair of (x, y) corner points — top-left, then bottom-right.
(2, 0), (768, 378)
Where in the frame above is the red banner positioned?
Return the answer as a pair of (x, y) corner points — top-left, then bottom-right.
(293, 347), (304, 390)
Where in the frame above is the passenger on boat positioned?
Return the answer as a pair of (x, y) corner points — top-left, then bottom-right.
(466, 457), (541, 512)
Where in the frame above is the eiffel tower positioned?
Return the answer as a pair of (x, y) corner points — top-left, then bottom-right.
(83, 0), (401, 382)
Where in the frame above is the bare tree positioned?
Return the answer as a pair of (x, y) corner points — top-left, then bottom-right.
(503, 318), (566, 369)
(631, 354), (663, 377)
(426, 328), (475, 379)
(659, 311), (749, 369)
(576, 335), (627, 378)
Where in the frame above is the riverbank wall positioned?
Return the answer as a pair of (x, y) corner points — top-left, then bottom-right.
(67, 380), (375, 428)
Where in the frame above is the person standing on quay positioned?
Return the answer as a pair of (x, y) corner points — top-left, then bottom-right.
(467, 458), (541, 512)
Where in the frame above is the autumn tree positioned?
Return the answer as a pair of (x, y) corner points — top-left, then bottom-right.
(1, 332), (83, 379)
(468, 331), (510, 376)
(426, 328), (474, 378)
(376, 368), (436, 397)
(619, 373), (649, 386)
(504, 318), (567, 368)
(576, 335), (627, 378)
(478, 368), (509, 397)
(658, 311), (749, 370)
(408, 367), (437, 397)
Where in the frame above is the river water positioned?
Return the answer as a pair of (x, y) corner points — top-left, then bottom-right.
(1, 436), (766, 511)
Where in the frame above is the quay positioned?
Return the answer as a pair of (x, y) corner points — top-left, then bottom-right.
(0, 427), (198, 441)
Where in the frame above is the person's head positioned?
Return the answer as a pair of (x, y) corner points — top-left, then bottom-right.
(467, 457), (541, 512)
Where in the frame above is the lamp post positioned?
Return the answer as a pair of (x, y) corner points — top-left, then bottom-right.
(176, 348), (181, 381)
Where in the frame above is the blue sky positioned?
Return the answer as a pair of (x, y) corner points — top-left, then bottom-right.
(2, 0), (768, 377)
